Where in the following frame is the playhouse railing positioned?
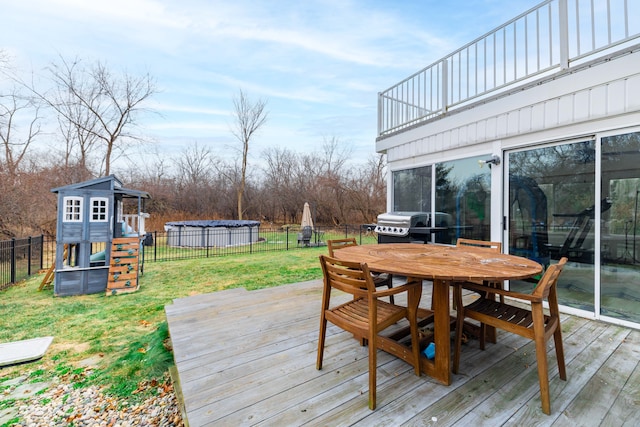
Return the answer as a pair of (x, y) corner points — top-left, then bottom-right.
(121, 213), (149, 236)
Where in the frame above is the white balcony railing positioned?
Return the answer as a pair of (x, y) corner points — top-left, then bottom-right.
(378, 0), (640, 137)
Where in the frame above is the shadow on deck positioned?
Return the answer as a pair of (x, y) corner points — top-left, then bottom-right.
(165, 280), (639, 426)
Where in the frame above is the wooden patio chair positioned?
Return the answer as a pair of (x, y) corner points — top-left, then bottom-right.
(453, 257), (568, 415)
(456, 238), (504, 304)
(316, 254), (422, 410)
(327, 238), (394, 304)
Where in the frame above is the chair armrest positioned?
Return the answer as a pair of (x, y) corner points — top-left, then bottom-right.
(374, 279), (421, 298)
(456, 281), (542, 303)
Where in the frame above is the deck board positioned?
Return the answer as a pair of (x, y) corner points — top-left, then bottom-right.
(165, 279), (639, 426)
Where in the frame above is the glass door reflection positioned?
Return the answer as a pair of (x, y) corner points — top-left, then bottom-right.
(601, 131), (640, 323)
(506, 140), (596, 313)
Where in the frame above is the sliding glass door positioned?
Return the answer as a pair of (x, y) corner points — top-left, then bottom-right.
(506, 132), (640, 323)
(601, 131), (640, 323)
(506, 140), (596, 312)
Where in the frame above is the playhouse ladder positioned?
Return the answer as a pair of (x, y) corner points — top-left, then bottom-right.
(39, 244), (68, 291)
(106, 237), (141, 296)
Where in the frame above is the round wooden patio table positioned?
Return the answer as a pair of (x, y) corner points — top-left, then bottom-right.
(332, 243), (542, 385)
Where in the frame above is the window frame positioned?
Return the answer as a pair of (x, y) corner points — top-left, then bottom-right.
(63, 196), (83, 223)
(90, 197), (109, 222)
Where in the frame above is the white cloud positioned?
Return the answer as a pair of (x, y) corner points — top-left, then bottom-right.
(148, 102), (229, 116)
(1, 0), (542, 170)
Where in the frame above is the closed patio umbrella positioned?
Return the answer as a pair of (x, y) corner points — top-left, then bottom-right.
(301, 202), (313, 229)
(299, 202), (314, 246)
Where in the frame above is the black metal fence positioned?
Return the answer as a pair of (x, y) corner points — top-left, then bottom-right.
(0, 235), (55, 291)
(0, 225), (376, 290)
(141, 224), (376, 262)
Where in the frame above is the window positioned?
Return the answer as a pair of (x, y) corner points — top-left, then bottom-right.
(90, 197), (109, 222)
(392, 155), (492, 244)
(392, 166), (432, 212)
(435, 156), (491, 243)
(63, 197), (83, 222)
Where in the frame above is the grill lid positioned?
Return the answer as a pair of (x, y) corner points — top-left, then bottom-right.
(375, 211), (429, 236)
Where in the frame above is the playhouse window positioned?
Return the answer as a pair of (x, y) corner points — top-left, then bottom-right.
(90, 197), (109, 222)
(63, 197), (83, 222)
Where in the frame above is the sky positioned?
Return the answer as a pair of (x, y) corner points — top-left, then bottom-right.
(1, 0), (540, 172)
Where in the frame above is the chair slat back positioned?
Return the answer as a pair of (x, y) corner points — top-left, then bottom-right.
(320, 255), (375, 296)
(456, 238), (502, 252)
(532, 257), (568, 299)
(327, 238), (358, 257)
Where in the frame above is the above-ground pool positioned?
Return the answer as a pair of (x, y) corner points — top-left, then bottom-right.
(165, 220), (261, 247)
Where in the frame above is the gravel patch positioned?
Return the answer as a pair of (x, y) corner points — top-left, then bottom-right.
(1, 374), (183, 426)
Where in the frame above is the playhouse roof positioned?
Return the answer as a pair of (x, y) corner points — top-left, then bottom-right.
(50, 174), (151, 199)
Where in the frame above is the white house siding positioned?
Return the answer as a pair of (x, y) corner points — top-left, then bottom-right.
(378, 50), (640, 166)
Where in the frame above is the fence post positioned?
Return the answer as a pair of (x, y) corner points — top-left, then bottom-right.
(206, 229), (210, 258)
(27, 236), (32, 276)
(153, 231), (157, 262)
(39, 234), (44, 271)
(10, 238), (16, 284)
(286, 227), (289, 251)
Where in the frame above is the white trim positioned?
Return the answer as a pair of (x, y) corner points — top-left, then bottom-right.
(594, 134), (603, 320)
(56, 266), (110, 272)
(90, 197), (109, 222)
(598, 314), (640, 331)
(63, 197), (83, 222)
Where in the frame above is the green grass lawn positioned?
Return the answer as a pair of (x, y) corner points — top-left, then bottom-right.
(0, 246), (326, 401)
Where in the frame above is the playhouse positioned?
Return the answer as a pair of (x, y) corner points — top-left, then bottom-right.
(50, 175), (151, 296)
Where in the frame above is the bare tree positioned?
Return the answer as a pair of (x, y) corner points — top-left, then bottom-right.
(38, 56), (157, 176)
(261, 147), (302, 223)
(345, 154), (388, 223)
(0, 50), (8, 70)
(0, 89), (42, 179)
(176, 142), (214, 186)
(54, 87), (100, 177)
(230, 90), (268, 220)
(319, 135), (350, 176)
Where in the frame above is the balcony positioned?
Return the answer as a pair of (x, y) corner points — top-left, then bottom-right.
(378, 0), (640, 138)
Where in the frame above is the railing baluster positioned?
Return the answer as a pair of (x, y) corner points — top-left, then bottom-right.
(441, 59), (448, 113)
(493, 31), (497, 89)
(575, 0), (581, 56)
(624, 0), (629, 38)
(591, 0), (596, 51)
(513, 20), (517, 79)
(536, 8), (540, 71)
(525, 14), (529, 75)
(606, 0), (612, 45)
(549, 3), (554, 67)
(560, 0), (569, 68)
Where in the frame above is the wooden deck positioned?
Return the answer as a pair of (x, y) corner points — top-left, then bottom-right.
(165, 280), (640, 427)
